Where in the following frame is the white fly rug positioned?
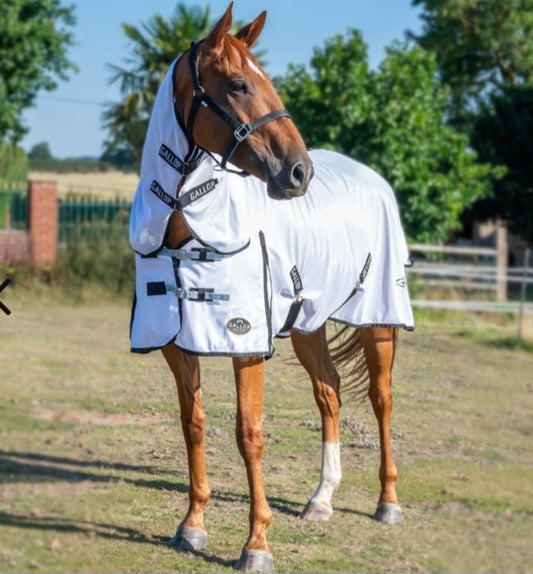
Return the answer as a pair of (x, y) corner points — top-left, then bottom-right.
(129, 59), (414, 356)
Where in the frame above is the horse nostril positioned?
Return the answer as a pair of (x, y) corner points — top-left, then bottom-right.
(290, 162), (305, 188)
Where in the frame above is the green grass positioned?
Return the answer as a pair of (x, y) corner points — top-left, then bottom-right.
(1, 293), (532, 572)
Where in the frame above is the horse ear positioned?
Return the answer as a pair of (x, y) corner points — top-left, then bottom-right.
(234, 11), (266, 48)
(204, 2), (233, 51)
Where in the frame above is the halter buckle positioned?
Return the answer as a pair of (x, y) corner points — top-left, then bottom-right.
(192, 85), (205, 98)
(234, 122), (252, 142)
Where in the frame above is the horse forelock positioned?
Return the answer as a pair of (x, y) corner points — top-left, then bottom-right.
(219, 35), (264, 79)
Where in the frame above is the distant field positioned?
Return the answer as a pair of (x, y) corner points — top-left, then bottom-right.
(28, 170), (139, 200)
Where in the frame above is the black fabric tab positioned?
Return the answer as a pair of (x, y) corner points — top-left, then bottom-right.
(289, 265), (303, 295)
(149, 180), (177, 209)
(159, 144), (185, 174)
(177, 178), (218, 209)
(147, 281), (167, 296)
(358, 252), (372, 286)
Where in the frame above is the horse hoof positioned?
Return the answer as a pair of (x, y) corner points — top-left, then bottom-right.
(235, 549), (274, 573)
(299, 501), (333, 522)
(170, 525), (207, 552)
(373, 503), (404, 524)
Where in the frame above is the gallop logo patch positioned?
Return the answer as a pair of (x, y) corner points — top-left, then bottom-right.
(226, 317), (252, 335)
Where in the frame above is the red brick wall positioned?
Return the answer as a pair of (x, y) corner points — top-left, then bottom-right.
(0, 181), (58, 267)
(0, 231), (31, 263)
(29, 181), (57, 267)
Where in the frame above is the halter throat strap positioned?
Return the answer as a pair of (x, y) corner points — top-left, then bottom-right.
(186, 40), (291, 170)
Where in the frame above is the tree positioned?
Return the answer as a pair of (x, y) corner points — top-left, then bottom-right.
(0, 144), (28, 180)
(472, 87), (533, 243)
(409, 0), (533, 129)
(28, 141), (53, 161)
(409, 1), (533, 243)
(102, 3), (249, 169)
(276, 30), (500, 243)
(0, 0), (77, 143)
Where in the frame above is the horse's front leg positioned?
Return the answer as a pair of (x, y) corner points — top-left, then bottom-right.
(291, 324), (342, 522)
(232, 356), (274, 573)
(162, 344), (210, 551)
(360, 327), (404, 524)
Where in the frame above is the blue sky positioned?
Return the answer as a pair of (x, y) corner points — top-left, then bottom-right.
(20, 0), (422, 159)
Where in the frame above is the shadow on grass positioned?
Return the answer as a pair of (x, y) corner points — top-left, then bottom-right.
(0, 510), (168, 546)
(0, 449), (374, 519)
(0, 449), (188, 492)
(1, 449), (371, 569)
(0, 450), (240, 569)
(0, 510), (238, 569)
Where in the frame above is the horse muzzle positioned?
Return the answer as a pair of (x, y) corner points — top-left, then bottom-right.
(267, 159), (314, 200)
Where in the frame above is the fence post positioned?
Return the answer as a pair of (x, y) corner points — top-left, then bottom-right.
(496, 221), (508, 302)
(516, 247), (531, 348)
(28, 180), (58, 267)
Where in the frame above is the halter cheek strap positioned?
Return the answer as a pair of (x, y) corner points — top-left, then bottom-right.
(186, 40), (291, 170)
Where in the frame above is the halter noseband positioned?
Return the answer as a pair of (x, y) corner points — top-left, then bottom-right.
(186, 40), (291, 170)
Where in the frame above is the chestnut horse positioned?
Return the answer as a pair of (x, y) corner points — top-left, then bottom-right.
(139, 4), (407, 572)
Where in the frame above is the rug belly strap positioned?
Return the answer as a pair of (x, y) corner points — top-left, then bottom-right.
(146, 281), (229, 302)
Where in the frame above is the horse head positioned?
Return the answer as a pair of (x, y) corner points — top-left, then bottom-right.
(174, 2), (314, 199)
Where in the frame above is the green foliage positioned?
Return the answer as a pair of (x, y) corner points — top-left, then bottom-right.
(410, 1), (533, 243)
(0, 143), (29, 181)
(0, 0), (77, 143)
(29, 156), (104, 172)
(472, 86), (533, 243)
(26, 140), (120, 172)
(27, 141), (53, 160)
(276, 31), (500, 243)
(2, 217), (134, 299)
(56, 229), (134, 299)
(410, 0), (533, 128)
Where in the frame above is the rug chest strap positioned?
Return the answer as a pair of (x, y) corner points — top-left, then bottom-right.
(146, 282), (229, 302)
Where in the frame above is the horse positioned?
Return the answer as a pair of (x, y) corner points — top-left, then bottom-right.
(129, 3), (413, 572)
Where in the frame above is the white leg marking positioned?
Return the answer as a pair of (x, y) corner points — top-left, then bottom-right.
(309, 442), (341, 507)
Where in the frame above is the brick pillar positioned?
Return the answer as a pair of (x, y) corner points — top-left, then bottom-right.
(29, 181), (58, 267)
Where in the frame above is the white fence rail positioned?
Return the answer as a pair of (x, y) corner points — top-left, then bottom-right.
(407, 244), (533, 320)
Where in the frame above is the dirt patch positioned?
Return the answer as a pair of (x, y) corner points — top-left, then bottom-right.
(32, 408), (174, 427)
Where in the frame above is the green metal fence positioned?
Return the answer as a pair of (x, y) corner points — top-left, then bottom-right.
(0, 187), (132, 243)
(0, 185), (28, 231)
(58, 195), (131, 244)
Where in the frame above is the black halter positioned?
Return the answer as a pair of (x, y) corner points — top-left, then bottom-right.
(186, 40), (291, 170)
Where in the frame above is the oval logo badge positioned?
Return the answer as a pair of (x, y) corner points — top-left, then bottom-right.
(226, 317), (252, 335)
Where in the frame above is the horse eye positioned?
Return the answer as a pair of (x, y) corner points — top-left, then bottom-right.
(231, 80), (247, 94)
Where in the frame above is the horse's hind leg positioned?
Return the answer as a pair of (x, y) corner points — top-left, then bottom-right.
(291, 324), (342, 522)
(360, 327), (404, 524)
(162, 344), (210, 551)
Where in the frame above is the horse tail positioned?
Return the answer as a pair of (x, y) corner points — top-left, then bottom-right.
(327, 325), (369, 404)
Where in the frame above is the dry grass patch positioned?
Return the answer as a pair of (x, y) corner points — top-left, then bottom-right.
(28, 170), (139, 200)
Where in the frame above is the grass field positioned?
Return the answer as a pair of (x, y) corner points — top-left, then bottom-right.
(1, 293), (532, 573)
(27, 170), (139, 200)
